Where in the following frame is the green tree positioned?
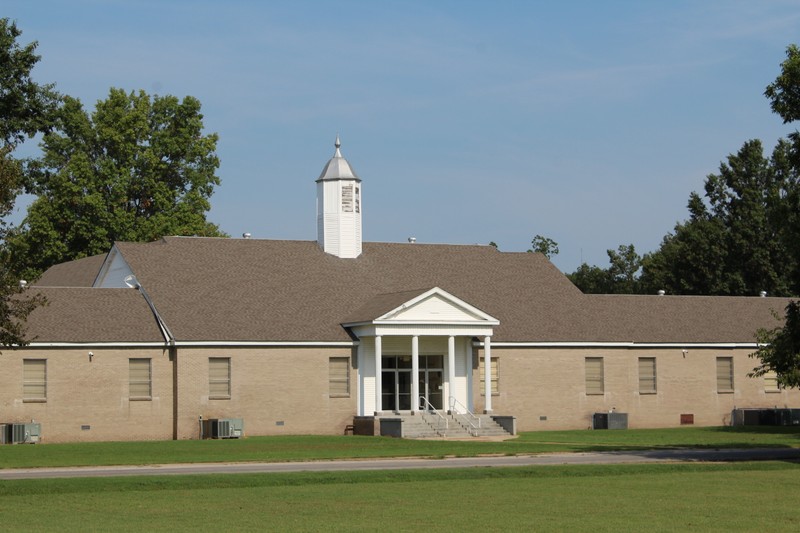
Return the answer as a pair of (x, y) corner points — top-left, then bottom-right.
(568, 244), (641, 294)
(528, 234), (559, 259)
(0, 19), (57, 348)
(9, 88), (224, 279)
(749, 301), (800, 388)
(568, 262), (611, 294)
(640, 139), (796, 296)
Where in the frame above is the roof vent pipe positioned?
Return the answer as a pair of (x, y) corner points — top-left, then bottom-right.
(242, 233), (252, 239)
(408, 237), (416, 243)
(760, 291), (767, 297)
(657, 290), (665, 296)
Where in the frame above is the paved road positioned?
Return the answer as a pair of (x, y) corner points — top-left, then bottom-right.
(2, 448), (798, 480)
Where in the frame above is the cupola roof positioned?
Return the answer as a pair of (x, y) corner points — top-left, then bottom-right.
(316, 134), (361, 182)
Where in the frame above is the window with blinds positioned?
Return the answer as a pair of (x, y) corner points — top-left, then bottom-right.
(129, 358), (152, 399)
(764, 370), (780, 392)
(479, 357), (499, 395)
(329, 357), (350, 397)
(716, 357), (734, 393)
(585, 357), (604, 395)
(638, 357), (656, 394)
(23, 359), (46, 401)
(209, 357), (231, 399)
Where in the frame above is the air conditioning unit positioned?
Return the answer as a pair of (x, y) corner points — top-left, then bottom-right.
(0, 424), (7, 445)
(593, 412), (628, 430)
(9, 423), (41, 444)
(203, 418), (244, 439)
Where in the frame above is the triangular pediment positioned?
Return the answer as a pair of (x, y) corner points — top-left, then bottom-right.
(375, 287), (498, 325)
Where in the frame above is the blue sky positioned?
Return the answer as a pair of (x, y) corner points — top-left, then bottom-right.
(6, 0), (800, 272)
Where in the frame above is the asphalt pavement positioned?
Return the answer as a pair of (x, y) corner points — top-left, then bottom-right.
(1, 447), (799, 480)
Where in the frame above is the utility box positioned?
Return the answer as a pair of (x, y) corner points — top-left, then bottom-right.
(593, 412), (628, 430)
(9, 423), (41, 444)
(732, 408), (800, 426)
(203, 418), (244, 439)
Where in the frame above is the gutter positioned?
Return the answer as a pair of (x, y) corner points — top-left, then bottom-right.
(125, 275), (175, 347)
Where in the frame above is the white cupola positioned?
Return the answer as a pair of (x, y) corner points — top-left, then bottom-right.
(316, 135), (362, 258)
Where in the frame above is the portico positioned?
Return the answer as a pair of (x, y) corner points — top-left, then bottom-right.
(343, 287), (499, 416)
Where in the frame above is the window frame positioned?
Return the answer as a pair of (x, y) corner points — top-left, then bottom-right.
(329, 356), (350, 398)
(638, 357), (657, 394)
(209, 357), (231, 400)
(479, 356), (499, 396)
(764, 370), (780, 393)
(23, 358), (47, 402)
(585, 357), (604, 395)
(716, 356), (734, 393)
(129, 358), (152, 400)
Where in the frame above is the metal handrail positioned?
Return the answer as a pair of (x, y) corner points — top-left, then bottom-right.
(419, 396), (448, 436)
(449, 395), (481, 436)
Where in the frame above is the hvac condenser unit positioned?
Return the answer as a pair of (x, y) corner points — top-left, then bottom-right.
(10, 423), (41, 444)
(593, 412), (628, 430)
(204, 418), (244, 439)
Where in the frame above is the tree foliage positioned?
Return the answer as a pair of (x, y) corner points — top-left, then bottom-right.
(639, 139), (797, 296)
(750, 301), (800, 388)
(572, 44), (800, 298)
(9, 88), (224, 279)
(569, 244), (642, 294)
(528, 234), (559, 259)
(0, 19), (56, 348)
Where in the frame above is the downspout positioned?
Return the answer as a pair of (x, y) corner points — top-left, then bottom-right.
(125, 275), (179, 439)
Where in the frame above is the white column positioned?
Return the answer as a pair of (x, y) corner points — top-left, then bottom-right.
(411, 335), (419, 412)
(374, 336), (382, 415)
(447, 335), (456, 412)
(484, 336), (492, 413)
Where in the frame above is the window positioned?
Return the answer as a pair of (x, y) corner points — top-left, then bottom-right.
(585, 357), (604, 395)
(129, 358), (152, 399)
(716, 357), (734, 393)
(355, 186), (360, 213)
(23, 359), (47, 401)
(329, 357), (350, 397)
(479, 356), (499, 395)
(638, 357), (656, 394)
(764, 370), (780, 393)
(341, 184), (354, 212)
(209, 357), (231, 399)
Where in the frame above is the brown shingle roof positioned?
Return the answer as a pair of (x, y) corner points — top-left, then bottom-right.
(23, 287), (164, 343)
(112, 237), (582, 342)
(36, 254), (106, 287)
(33, 237), (788, 344)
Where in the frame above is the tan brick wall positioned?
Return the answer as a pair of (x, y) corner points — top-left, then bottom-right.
(473, 346), (800, 431)
(0, 347), (173, 443)
(175, 346), (358, 439)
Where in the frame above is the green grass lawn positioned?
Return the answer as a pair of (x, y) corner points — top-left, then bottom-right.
(2, 462), (799, 531)
(2, 427), (800, 531)
(1, 425), (799, 469)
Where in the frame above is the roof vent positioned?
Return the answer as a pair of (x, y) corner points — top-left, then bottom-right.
(242, 233), (252, 239)
(19, 280), (27, 288)
(408, 237), (416, 243)
(657, 290), (665, 296)
(759, 291), (767, 297)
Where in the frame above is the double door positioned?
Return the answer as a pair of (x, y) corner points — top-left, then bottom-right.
(381, 355), (444, 412)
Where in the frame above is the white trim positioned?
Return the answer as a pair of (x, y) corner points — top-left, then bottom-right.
(481, 341), (760, 349)
(27, 340), (358, 348)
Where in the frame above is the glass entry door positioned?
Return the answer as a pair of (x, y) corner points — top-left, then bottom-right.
(419, 356), (444, 410)
(382, 356), (412, 412)
(381, 355), (444, 412)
